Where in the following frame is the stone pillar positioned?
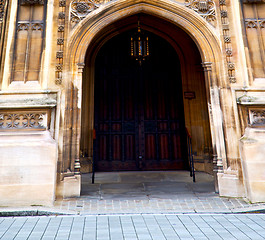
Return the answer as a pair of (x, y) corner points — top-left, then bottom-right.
(202, 62), (245, 197)
(56, 64), (84, 199)
(202, 62), (223, 193)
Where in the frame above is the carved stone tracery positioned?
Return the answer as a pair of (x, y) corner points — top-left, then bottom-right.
(0, 112), (47, 130)
(55, 0), (66, 85)
(17, 22), (43, 31)
(70, 0), (113, 26)
(249, 109), (265, 126)
(185, 0), (216, 26)
(245, 19), (265, 28)
(219, 0), (236, 83)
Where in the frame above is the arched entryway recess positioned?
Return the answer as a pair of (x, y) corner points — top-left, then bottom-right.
(62, 0), (228, 197)
(82, 14), (213, 173)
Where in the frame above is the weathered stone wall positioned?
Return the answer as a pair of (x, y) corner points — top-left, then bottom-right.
(0, 0), (265, 205)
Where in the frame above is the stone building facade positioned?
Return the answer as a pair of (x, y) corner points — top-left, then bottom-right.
(0, 0), (265, 206)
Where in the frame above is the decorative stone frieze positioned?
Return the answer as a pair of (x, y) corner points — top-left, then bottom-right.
(220, 9), (228, 18)
(55, 0), (67, 85)
(185, 0), (216, 26)
(57, 38), (64, 45)
(249, 109), (265, 126)
(219, 0), (236, 83)
(0, 112), (47, 130)
(224, 36), (231, 43)
(226, 48), (233, 56)
(245, 19), (265, 29)
(56, 64), (63, 71)
(260, 20), (265, 28)
(59, 0), (66, 7)
(17, 22), (44, 31)
(20, 0), (44, 5)
(58, 25), (65, 32)
(17, 23), (30, 31)
(32, 23), (44, 31)
(245, 19), (258, 28)
(70, 0), (113, 26)
(58, 12), (65, 19)
(56, 51), (64, 59)
(227, 62), (235, 70)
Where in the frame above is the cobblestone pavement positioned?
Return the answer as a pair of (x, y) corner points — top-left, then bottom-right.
(52, 171), (265, 215)
(1, 214), (265, 240)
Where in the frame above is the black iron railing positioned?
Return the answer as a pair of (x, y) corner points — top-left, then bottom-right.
(186, 128), (195, 182)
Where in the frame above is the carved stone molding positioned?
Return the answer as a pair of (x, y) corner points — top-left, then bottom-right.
(17, 22), (44, 31)
(59, 0), (66, 7)
(0, 112), (47, 130)
(56, 0), (67, 85)
(58, 12), (65, 19)
(20, 0), (44, 5)
(227, 62), (235, 70)
(17, 23), (30, 31)
(202, 62), (212, 72)
(245, 19), (258, 28)
(249, 109), (265, 126)
(245, 19), (265, 28)
(70, 0), (113, 27)
(185, 0), (216, 26)
(56, 51), (64, 59)
(57, 38), (64, 45)
(58, 25), (65, 32)
(77, 62), (85, 73)
(224, 36), (231, 43)
(219, 0), (236, 83)
(260, 20), (265, 28)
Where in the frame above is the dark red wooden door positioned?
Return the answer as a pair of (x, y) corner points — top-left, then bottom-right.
(94, 31), (187, 171)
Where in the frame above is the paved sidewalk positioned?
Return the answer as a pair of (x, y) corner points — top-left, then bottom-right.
(52, 171), (265, 215)
(1, 171), (265, 216)
(1, 214), (265, 240)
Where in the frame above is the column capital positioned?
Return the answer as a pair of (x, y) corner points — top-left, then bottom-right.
(77, 63), (85, 73)
(202, 62), (212, 72)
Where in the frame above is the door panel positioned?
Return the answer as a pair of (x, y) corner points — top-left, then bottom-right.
(94, 30), (187, 171)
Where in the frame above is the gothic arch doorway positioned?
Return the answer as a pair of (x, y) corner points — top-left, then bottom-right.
(80, 14), (212, 173)
(94, 30), (187, 171)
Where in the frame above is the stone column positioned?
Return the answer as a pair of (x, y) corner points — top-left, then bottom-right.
(202, 62), (224, 193)
(73, 63), (85, 175)
(57, 63), (84, 199)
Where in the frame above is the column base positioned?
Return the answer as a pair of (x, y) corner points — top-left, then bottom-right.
(56, 175), (81, 199)
(218, 172), (245, 198)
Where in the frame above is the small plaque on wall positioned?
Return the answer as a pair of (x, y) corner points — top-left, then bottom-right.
(184, 91), (196, 99)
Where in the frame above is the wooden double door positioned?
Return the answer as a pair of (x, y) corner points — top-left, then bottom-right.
(94, 31), (187, 171)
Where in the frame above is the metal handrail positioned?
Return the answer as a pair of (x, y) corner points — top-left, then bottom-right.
(186, 128), (195, 182)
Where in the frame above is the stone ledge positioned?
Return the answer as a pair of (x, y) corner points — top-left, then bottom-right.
(0, 92), (57, 108)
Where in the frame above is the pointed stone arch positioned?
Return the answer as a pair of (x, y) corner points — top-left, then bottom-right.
(59, 0), (230, 197)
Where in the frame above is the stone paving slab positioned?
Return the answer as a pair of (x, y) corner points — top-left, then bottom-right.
(1, 214), (265, 240)
(50, 171), (265, 215)
(1, 171), (265, 216)
(52, 197), (265, 215)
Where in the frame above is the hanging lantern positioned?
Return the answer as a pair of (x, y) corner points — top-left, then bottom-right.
(131, 21), (149, 65)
